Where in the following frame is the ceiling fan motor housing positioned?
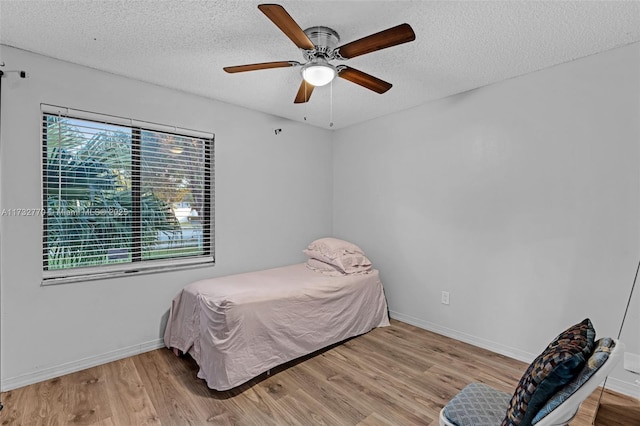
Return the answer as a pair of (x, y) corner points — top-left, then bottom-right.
(303, 26), (340, 59)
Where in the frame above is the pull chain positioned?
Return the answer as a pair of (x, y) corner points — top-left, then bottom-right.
(304, 82), (308, 121)
(329, 79), (334, 128)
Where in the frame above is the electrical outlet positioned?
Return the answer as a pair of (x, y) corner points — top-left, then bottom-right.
(441, 291), (450, 305)
(624, 352), (640, 374)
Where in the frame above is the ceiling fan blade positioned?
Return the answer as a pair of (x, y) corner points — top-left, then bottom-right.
(294, 80), (315, 103)
(338, 66), (392, 94)
(336, 23), (415, 59)
(258, 4), (315, 50)
(223, 61), (297, 73)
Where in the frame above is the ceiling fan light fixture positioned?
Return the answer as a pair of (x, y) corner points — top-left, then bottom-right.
(301, 60), (336, 87)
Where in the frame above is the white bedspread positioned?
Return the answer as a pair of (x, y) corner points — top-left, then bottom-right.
(164, 263), (389, 390)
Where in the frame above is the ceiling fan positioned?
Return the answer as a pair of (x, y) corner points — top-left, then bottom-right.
(223, 4), (416, 103)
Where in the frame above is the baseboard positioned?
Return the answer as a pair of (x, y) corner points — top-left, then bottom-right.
(389, 310), (640, 399)
(1, 339), (165, 391)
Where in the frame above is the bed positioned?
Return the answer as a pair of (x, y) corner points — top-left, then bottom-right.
(163, 261), (389, 391)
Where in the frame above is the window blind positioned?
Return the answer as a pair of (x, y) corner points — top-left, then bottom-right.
(41, 104), (214, 283)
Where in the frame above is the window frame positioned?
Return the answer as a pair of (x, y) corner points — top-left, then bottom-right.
(41, 104), (215, 284)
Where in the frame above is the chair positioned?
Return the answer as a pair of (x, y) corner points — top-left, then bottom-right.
(439, 336), (624, 426)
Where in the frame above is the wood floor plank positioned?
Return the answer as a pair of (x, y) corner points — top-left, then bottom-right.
(339, 334), (468, 401)
(1, 319), (638, 425)
(16, 376), (67, 425)
(132, 351), (211, 425)
(0, 377), (36, 425)
(285, 355), (369, 425)
(319, 348), (437, 425)
(87, 417), (117, 426)
(256, 370), (301, 403)
(101, 357), (161, 425)
(276, 388), (348, 425)
(244, 377), (304, 425)
(62, 368), (111, 425)
(356, 412), (396, 426)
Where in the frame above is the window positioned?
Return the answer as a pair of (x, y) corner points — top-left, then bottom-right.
(41, 105), (214, 283)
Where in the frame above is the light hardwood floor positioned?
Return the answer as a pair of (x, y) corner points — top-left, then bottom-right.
(1, 319), (638, 425)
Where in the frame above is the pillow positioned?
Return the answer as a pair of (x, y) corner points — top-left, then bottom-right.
(501, 318), (595, 426)
(303, 248), (372, 274)
(305, 258), (346, 276)
(305, 237), (365, 259)
(531, 338), (615, 424)
(303, 237), (372, 274)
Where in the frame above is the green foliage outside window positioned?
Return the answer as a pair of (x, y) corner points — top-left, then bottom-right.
(44, 115), (208, 271)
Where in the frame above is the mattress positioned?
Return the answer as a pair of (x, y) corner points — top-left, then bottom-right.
(164, 263), (389, 390)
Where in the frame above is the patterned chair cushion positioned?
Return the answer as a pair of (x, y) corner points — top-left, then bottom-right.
(501, 318), (595, 426)
(531, 337), (615, 424)
(443, 382), (512, 426)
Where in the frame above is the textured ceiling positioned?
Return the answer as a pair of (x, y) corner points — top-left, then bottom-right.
(1, 1), (639, 129)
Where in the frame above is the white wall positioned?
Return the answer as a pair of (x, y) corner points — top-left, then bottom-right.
(0, 46), (333, 390)
(333, 42), (640, 396)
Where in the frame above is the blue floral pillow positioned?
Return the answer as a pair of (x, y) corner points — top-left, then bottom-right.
(501, 318), (595, 426)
